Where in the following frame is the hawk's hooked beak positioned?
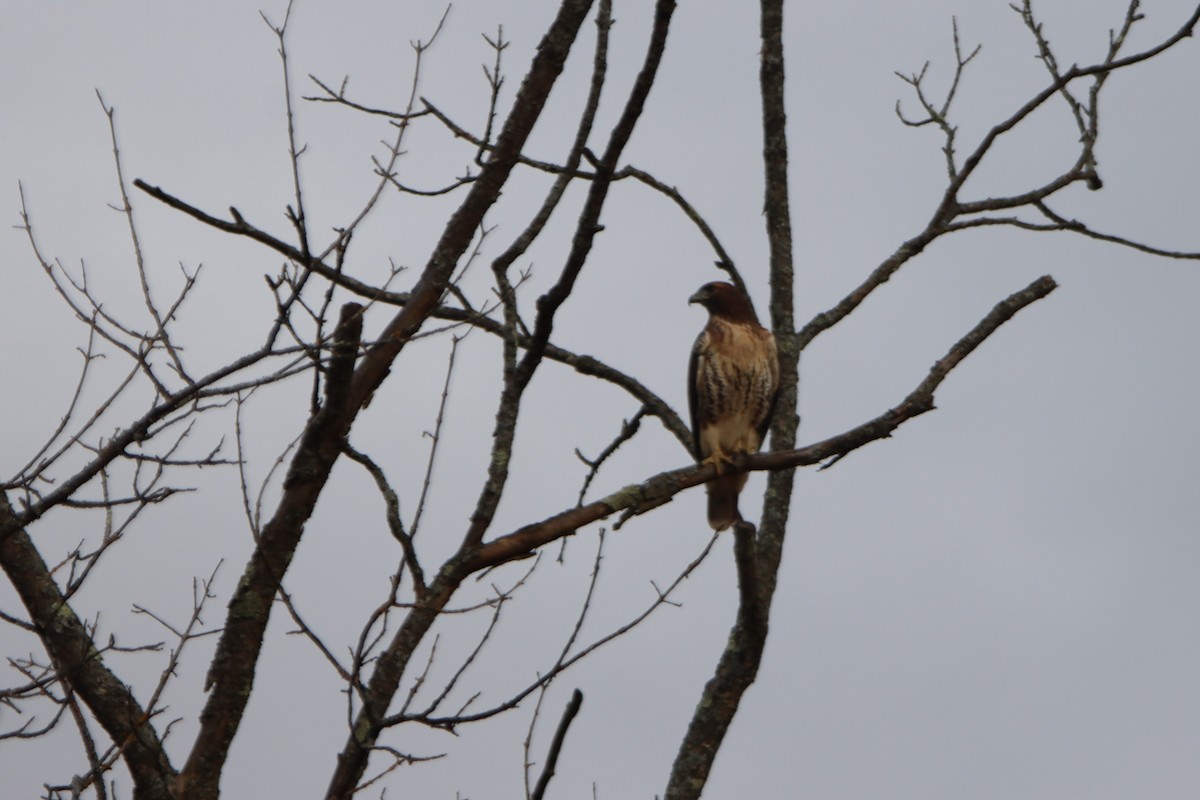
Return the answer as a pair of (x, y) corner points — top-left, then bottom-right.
(688, 288), (705, 305)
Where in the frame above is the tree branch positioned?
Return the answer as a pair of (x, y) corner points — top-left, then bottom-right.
(0, 494), (177, 797)
(180, 303), (363, 799)
(469, 275), (1057, 576)
(531, 689), (584, 800)
(664, 0), (796, 792)
(321, 4), (600, 796)
(461, 0), (675, 550)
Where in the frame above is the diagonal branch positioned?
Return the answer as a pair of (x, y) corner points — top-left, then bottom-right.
(1029, 201), (1200, 259)
(615, 165), (743, 290)
(948, 2), (1200, 202)
(129, 179), (693, 449)
(461, 0), (674, 551)
(0, 494), (177, 797)
(470, 274), (1058, 576)
(530, 689), (584, 800)
(181, 302), (364, 799)
(100, 94), (191, 385)
(318, 4), (601, 797)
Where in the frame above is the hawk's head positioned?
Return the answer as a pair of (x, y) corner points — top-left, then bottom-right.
(688, 281), (760, 324)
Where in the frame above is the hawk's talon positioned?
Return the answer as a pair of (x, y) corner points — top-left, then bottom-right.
(701, 451), (736, 476)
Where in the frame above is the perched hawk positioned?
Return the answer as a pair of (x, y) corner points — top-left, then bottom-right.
(688, 282), (780, 531)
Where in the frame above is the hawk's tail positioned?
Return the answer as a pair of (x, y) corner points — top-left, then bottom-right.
(706, 474), (745, 532)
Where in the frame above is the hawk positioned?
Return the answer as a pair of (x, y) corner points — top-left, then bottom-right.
(688, 282), (780, 531)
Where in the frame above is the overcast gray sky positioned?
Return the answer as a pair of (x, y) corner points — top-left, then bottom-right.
(2, 1), (1199, 798)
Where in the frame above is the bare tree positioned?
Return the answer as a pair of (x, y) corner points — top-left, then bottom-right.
(3, 1), (1198, 798)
